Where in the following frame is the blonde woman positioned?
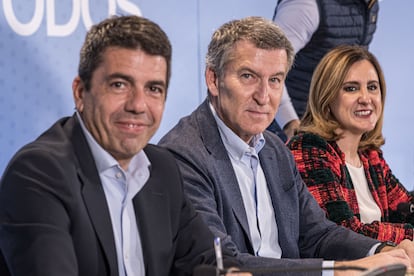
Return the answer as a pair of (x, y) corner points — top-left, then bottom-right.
(288, 45), (414, 243)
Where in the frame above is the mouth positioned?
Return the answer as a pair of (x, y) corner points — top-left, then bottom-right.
(247, 108), (270, 115)
(247, 111), (270, 121)
(354, 110), (372, 117)
(116, 121), (148, 132)
(125, 123), (142, 128)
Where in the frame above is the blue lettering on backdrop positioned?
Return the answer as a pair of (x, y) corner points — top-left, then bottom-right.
(2, 0), (141, 36)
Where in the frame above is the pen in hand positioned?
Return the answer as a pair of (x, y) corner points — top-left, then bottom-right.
(214, 237), (224, 271)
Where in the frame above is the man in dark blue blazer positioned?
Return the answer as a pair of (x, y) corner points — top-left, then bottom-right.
(0, 15), (242, 276)
(159, 16), (414, 275)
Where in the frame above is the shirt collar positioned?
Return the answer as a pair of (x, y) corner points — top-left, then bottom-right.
(208, 102), (265, 161)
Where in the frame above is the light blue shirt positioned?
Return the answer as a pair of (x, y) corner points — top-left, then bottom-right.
(77, 112), (148, 276)
(209, 103), (281, 258)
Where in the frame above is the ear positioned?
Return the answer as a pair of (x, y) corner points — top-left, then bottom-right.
(72, 77), (85, 112)
(205, 67), (219, 97)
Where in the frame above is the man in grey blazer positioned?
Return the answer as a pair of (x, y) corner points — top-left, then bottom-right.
(159, 16), (414, 275)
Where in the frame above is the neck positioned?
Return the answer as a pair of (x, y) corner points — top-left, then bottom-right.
(336, 133), (362, 167)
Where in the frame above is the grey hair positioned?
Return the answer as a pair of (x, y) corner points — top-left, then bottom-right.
(205, 16), (294, 77)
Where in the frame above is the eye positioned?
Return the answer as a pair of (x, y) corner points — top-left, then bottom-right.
(368, 84), (379, 91)
(146, 84), (166, 98)
(241, 73), (253, 79)
(109, 80), (130, 89)
(269, 77), (281, 84)
(111, 81), (125, 88)
(239, 72), (258, 85)
(149, 85), (164, 93)
(109, 81), (130, 93)
(343, 85), (357, 92)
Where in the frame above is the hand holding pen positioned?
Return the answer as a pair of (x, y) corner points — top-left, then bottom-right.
(213, 237), (251, 275)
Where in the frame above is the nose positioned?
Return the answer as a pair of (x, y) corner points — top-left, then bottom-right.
(358, 87), (372, 104)
(125, 88), (147, 113)
(253, 80), (270, 105)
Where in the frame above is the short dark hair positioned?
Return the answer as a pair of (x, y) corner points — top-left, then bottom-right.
(78, 15), (172, 91)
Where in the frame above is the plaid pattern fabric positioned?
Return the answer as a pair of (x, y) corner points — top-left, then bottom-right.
(287, 132), (414, 243)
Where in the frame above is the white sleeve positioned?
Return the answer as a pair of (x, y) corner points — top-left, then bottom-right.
(273, 0), (319, 127)
(276, 86), (299, 128)
(273, 0), (319, 53)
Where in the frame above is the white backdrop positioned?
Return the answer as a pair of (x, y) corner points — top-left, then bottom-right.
(1, 0), (413, 190)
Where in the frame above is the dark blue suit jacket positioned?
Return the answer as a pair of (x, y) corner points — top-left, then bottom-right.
(0, 114), (220, 276)
(159, 99), (380, 275)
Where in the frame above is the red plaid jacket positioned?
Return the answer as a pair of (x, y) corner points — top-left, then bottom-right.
(287, 132), (414, 243)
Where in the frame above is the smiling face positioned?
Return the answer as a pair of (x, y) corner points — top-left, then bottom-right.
(73, 47), (167, 169)
(206, 40), (288, 143)
(330, 59), (382, 138)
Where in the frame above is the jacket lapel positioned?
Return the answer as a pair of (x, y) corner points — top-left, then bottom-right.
(132, 169), (166, 276)
(70, 116), (118, 275)
(196, 100), (252, 244)
(259, 139), (297, 257)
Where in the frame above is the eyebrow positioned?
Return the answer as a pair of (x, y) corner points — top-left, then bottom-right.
(147, 80), (167, 88)
(342, 81), (360, 86)
(106, 73), (166, 88)
(106, 73), (134, 83)
(343, 80), (379, 85)
(238, 66), (286, 78)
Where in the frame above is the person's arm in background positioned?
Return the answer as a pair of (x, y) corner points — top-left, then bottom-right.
(273, 0), (319, 139)
(277, 87), (300, 139)
(287, 133), (414, 244)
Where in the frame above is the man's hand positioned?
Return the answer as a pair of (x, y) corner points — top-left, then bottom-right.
(335, 249), (411, 276)
(391, 239), (414, 267)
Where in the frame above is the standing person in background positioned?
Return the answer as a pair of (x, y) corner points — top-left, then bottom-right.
(159, 16), (414, 275)
(269, 0), (379, 141)
(288, 45), (414, 244)
(0, 15), (245, 276)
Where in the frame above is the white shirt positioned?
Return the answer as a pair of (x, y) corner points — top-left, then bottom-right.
(346, 163), (381, 223)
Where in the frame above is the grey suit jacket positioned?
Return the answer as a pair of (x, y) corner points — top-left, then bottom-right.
(0, 114), (221, 276)
(159, 99), (380, 275)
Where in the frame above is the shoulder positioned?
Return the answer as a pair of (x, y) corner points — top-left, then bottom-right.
(143, 145), (184, 191)
(263, 130), (288, 147)
(361, 147), (384, 164)
(1, 117), (82, 197)
(262, 131), (299, 179)
(287, 131), (328, 150)
(159, 103), (220, 164)
(263, 130), (297, 161)
(362, 147), (382, 158)
(158, 118), (205, 163)
(159, 117), (200, 148)
(5, 116), (77, 168)
(159, 104), (207, 148)
(144, 144), (179, 169)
